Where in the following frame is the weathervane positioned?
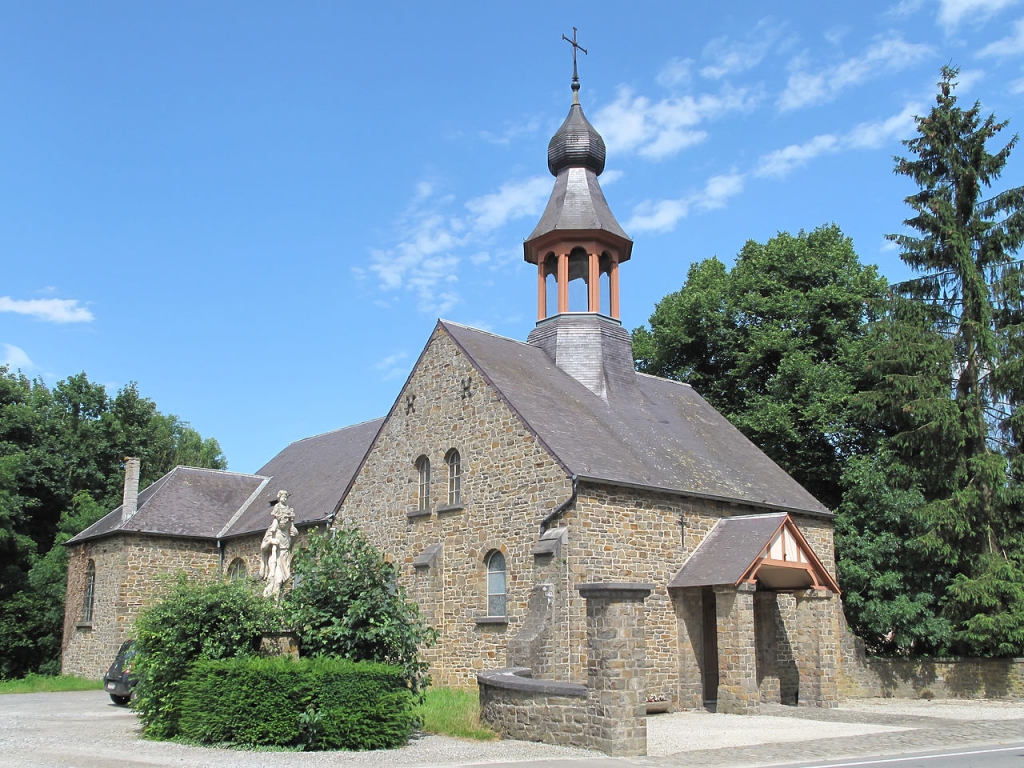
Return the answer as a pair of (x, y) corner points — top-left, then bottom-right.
(561, 27), (587, 100)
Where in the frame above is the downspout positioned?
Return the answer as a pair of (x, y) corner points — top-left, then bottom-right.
(540, 475), (577, 533)
(217, 539), (224, 579)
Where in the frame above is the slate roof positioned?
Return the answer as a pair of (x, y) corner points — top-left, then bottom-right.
(526, 167), (631, 246)
(68, 418), (384, 544)
(68, 467), (269, 543)
(440, 321), (831, 517)
(667, 513), (788, 588)
(223, 418), (384, 538)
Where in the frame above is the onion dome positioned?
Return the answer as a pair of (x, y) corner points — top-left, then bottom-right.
(547, 100), (606, 177)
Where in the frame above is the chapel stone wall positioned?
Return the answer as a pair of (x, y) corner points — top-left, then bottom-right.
(62, 535), (219, 678)
(337, 327), (573, 688)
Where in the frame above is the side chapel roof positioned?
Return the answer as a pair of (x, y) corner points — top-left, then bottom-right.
(68, 467), (270, 543)
(67, 418), (384, 545)
(439, 320), (831, 517)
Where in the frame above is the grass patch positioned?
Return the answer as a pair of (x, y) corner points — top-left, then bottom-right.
(417, 687), (497, 741)
(0, 674), (103, 695)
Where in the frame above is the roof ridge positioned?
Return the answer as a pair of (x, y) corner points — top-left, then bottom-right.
(438, 319), (535, 348)
(173, 466), (269, 479)
(284, 417), (387, 445)
(635, 371), (693, 388)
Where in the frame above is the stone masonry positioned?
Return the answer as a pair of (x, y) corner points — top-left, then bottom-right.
(337, 325), (574, 687)
(478, 582), (653, 756)
(62, 534), (219, 677)
(714, 583), (759, 714)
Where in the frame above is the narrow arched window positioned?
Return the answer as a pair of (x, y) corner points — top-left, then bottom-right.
(82, 559), (96, 624)
(445, 449), (461, 506)
(485, 550), (506, 617)
(227, 558), (247, 581)
(416, 455), (431, 511)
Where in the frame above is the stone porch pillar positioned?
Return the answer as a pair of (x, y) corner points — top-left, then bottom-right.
(714, 583), (759, 714)
(672, 587), (704, 709)
(793, 588), (838, 708)
(577, 582), (654, 757)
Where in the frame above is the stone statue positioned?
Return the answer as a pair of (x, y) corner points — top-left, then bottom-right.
(260, 490), (298, 600)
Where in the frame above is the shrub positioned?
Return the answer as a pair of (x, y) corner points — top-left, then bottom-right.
(132, 576), (280, 739)
(177, 656), (414, 750)
(282, 527), (437, 692)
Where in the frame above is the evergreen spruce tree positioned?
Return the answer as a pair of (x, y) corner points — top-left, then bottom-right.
(866, 66), (1024, 655)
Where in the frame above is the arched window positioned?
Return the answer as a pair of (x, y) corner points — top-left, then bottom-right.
(445, 449), (461, 506)
(227, 558), (247, 581)
(415, 455), (431, 511)
(567, 247), (589, 312)
(485, 550), (506, 617)
(82, 559), (96, 624)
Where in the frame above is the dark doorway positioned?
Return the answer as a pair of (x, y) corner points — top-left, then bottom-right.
(701, 586), (719, 711)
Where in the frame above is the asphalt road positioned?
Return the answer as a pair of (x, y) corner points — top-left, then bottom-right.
(2, 690), (1023, 768)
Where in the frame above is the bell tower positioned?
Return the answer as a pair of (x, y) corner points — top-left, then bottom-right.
(525, 31), (637, 403)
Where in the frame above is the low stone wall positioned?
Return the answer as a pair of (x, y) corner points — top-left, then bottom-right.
(478, 668), (588, 744)
(843, 656), (1024, 700)
(478, 582), (653, 756)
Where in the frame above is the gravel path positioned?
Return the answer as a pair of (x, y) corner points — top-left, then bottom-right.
(2, 691), (1023, 768)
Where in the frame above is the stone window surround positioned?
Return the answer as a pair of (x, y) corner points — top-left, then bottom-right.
(484, 549), (507, 619)
(226, 557), (247, 581)
(415, 454), (430, 512)
(445, 448), (461, 506)
(77, 558), (96, 628)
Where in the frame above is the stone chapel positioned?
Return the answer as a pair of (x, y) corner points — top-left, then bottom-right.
(62, 68), (848, 715)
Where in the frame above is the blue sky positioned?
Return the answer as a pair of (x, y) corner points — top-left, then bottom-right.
(3, 0), (1024, 475)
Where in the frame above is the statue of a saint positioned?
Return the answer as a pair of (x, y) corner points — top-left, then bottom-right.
(260, 490), (298, 600)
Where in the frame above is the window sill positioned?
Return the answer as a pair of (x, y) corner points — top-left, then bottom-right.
(436, 503), (464, 514)
(406, 507), (432, 519)
(75, 621), (93, 629)
(474, 616), (508, 626)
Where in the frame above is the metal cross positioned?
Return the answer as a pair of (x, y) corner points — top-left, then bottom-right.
(561, 27), (587, 90)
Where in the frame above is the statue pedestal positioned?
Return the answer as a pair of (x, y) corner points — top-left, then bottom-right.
(260, 631), (300, 658)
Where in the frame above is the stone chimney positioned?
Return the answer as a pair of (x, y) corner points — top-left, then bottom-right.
(121, 457), (141, 523)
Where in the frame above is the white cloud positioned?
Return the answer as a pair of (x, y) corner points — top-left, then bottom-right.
(1, 344), (34, 371)
(700, 19), (784, 79)
(0, 296), (94, 324)
(845, 102), (921, 148)
(778, 35), (933, 111)
(978, 17), (1024, 55)
(1011, 75), (1024, 92)
(937, 0), (1018, 30)
(756, 102), (921, 178)
(365, 176), (551, 314)
(464, 177), (550, 232)
(594, 85), (757, 161)
(479, 116), (543, 146)
(657, 58), (693, 87)
(626, 173), (745, 234)
(755, 135), (840, 178)
(600, 169), (625, 186)
(373, 351), (411, 382)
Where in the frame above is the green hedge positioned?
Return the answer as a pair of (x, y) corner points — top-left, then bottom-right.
(177, 656), (414, 750)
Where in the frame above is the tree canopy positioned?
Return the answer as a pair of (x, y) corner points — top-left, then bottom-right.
(0, 368), (226, 678)
(849, 66), (1024, 655)
(633, 224), (887, 510)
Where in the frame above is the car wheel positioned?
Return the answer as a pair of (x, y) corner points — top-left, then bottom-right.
(109, 694), (130, 706)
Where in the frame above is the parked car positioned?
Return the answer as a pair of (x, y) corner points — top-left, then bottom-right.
(103, 641), (136, 706)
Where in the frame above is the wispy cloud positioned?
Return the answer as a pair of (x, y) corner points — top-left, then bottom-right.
(656, 58), (693, 87)
(0, 296), (94, 324)
(626, 173), (745, 234)
(594, 84), (758, 161)
(778, 35), (933, 111)
(364, 177), (550, 314)
(479, 116), (543, 146)
(464, 177), (550, 232)
(1, 344), (34, 371)
(700, 18), (785, 79)
(755, 102), (921, 178)
(978, 17), (1024, 55)
(937, 0), (1018, 30)
(373, 351), (411, 381)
